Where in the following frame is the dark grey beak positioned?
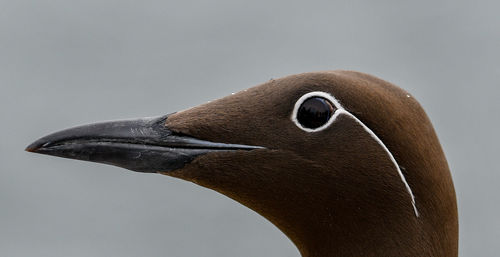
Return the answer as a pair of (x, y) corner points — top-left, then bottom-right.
(26, 115), (263, 173)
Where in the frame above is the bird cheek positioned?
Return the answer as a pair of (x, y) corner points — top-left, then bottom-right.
(160, 149), (291, 201)
(159, 150), (261, 184)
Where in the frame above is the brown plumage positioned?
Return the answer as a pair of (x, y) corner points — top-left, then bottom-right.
(27, 70), (458, 257)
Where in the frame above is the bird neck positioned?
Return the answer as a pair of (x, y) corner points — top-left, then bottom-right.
(276, 207), (432, 257)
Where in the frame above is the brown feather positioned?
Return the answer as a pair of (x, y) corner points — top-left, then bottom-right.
(162, 71), (458, 257)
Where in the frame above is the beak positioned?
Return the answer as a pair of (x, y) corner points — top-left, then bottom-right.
(26, 115), (264, 173)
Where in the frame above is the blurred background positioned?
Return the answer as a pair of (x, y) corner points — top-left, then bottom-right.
(1, 1), (498, 256)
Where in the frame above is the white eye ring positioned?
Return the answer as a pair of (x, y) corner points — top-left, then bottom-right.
(291, 91), (345, 132)
(290, 91), (419, 217)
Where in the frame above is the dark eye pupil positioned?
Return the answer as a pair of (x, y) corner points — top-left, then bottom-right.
(297, 97), (336, 129)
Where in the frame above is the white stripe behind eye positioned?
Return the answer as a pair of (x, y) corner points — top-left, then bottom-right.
(291, 91), (419, 217)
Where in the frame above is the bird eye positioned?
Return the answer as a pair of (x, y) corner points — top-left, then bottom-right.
(296, 96), (336, 130)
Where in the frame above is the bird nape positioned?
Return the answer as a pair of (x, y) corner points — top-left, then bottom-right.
(26, 70), (458, 257)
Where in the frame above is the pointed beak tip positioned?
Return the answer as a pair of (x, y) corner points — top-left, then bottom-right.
(25, 140), (45, 153)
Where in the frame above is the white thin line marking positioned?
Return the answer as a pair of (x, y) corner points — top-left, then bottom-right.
(291, 91), (419, 217)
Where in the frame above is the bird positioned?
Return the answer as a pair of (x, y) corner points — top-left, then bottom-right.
(26, 70), (458, 257)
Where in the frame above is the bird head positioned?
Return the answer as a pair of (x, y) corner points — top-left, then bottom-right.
(27, 71), (458, 257)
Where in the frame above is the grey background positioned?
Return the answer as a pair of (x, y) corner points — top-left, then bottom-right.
(1, 0), (498, 256)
